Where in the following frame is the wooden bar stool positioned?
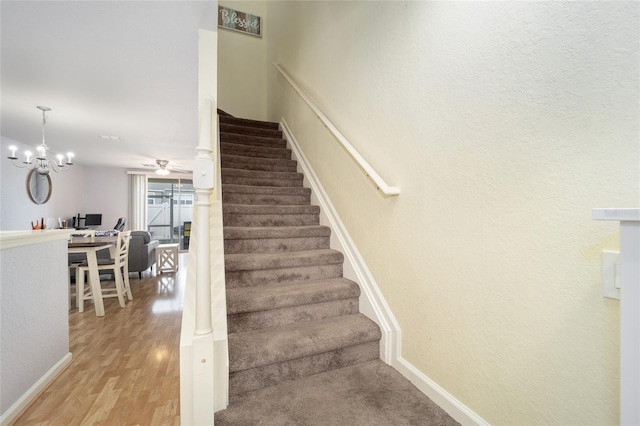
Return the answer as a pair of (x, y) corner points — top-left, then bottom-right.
(68, 229), (96, 309)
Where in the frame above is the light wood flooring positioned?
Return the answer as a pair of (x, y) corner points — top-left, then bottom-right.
(13, 254), (187, 425)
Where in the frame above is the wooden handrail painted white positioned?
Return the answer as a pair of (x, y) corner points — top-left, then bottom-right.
(273, 63), (400, 196)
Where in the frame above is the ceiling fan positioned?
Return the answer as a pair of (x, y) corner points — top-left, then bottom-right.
(143, 159), (190, 176)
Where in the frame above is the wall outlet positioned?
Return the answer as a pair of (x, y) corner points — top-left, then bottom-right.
(603, 250), (621, 300)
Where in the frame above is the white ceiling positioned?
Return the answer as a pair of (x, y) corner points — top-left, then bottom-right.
(1, 1), (217, 172)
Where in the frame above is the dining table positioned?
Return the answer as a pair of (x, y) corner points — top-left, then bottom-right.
(68, 236), (116, 317)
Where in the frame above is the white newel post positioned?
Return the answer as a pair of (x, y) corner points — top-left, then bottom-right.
(593, 208), (640, 426)
(194, 98), (214, 335)
(179, 28), (219, 426)
(190, 96), (215, 424)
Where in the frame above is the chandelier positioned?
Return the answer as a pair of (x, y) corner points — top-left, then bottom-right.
(7, 106), (74, 175)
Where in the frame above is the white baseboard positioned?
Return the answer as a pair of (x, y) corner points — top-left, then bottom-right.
(279, 118), (400, 363)
(393, 357), (489, 426)
(280, 118), (488, 426)
(0, 352), (72, 426)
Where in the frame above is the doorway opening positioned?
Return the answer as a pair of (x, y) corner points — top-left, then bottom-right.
(147, 178), (194, 251)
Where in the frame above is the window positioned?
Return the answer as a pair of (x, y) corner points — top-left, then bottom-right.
(146, 178), (194, 249)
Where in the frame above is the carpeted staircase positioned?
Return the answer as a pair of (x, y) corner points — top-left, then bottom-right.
(217, 113), (460, 425)
(220, 114), (381, 396)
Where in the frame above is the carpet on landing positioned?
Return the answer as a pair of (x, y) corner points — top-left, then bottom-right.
(215, 360), (460, 426)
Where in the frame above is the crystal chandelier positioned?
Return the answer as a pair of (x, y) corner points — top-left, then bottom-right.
(7, 106), (74, 175)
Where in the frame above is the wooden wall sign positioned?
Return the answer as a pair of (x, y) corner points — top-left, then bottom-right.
(218, 5), (262, 38)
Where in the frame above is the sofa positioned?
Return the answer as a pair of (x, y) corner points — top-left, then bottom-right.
(128, 231), (160, 278)
(69, 230), (159, 279)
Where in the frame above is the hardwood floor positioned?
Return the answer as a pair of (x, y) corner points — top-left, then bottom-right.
(13, 254), (187, 425)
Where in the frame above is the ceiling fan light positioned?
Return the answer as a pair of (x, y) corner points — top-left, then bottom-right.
(156, 168), (170, 176)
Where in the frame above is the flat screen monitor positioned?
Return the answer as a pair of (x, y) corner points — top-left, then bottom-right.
(84, 214), (102, 226)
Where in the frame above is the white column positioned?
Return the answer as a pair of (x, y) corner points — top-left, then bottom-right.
(593, 208), (640, 426)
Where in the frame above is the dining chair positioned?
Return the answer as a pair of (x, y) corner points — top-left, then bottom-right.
(77, 230), (132, 313)
(68, 229), (96, 309)
(113, 217), (126, 232)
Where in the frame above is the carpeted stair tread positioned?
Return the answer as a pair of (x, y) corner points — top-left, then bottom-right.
(223, 205), (320, 216)
(225, 249), (343, 272)
(221, 123), (283, 139)
(221, 154), (298, 172)
(221, 178), (304, 189)
(224, 225), (331, 253)
(228, 298), (359, 334)
(223, 205), (320, 226)
(228, 314), (381, 372)
(225, 263), (342, 288)
(219, 114), (279, 130)
(228, 342), (379, 396)
(222, 184), (311, 206)
(224, 225), (330, 240)
(222, 168), (303, 181)
(223, 193), (311, 206)
(227, 278), (360, 314)
(217, 360), (461, 426)
(221, 142), (292, 160)
(220, 132), (287, 148)
(221, 168), (304, 188)
(222, 184), (310, 196)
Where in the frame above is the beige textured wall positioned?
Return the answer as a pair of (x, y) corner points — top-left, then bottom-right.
(265, 2), (639, 425)
(218, 1), (267, 120)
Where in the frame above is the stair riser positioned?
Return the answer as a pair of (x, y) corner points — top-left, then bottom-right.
(221, 143), (291, 160)
(226, 278), (360, 314)
(229, 313), (380, 370)
(224, 236), (330, 254)
(228, 298), (359, 334)
(223, 205), (319, 215)
(220, 124), (283, 139)
(224, 225), (330, 240)
(222, 169), (302, 180)
(222, 193), (310, 206)
(221, 155), (297, 172)
(219, 115), (280, 130)
(221, 133), (286, 148)
(222, 184), (310, 195)
(226, 250), (343, 272)
(226, 264), (343, 288)
(223, 214), (319, 227)
(221, 161), (297, 173)
(229, 341), (379, 396)
(221, 176), (304, 188)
